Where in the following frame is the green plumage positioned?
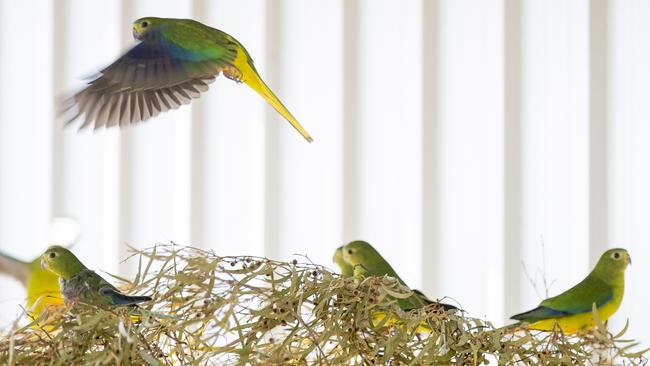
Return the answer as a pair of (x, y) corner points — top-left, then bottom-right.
(341, 241), (455, 311)
(42, 246), (151, 307)
(63, 17), (313, 141)
(509, 248), (630, 332)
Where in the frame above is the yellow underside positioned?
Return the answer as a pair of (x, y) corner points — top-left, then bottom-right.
(526, 300), (620, 334)
(25, 268), (64, 325)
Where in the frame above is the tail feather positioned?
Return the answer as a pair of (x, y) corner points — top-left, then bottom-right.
(0, 251), (29, 285)
(233, 50), (313, 142)
(100, 288), (152, 306)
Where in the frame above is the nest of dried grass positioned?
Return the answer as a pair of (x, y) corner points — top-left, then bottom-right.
(0, 244), (646, 365)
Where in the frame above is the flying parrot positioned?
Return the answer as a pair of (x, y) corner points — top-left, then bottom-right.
(0, 251), (63, 317)
(62, 17), (313, 142)
(341, 240), (456, 311)
(41, 246), (152, 307)
(509, 248), (630, 334)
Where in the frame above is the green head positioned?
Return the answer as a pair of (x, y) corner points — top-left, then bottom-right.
(342, 240), (408, 298)
(341, 240), (376, 267)
(593, 248), (630, 283)
(333, 246), (353, 277)
(342, 240), (400, 279)
(132, 17), (166, 40)
(41, 246), (87, 281)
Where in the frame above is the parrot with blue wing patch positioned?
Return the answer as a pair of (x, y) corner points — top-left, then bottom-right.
(41, 246), (151, 307)
(63, 17), (312, 142)
(341, 240), (456, 311)
(509, 248), (630, 333)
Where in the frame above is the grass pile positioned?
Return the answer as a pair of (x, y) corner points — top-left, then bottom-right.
(0, 243), (646, 365)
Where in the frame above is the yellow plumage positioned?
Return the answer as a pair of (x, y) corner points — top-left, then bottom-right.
(232, 48), (313, 142)
(24, 259), (64, 318)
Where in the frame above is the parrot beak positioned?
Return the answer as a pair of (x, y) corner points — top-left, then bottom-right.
(628, 255), (632, 265)
(40, 258), (48, 270)
(132, 27), (142, 40)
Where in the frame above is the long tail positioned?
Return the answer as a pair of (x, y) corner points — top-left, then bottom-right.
(233, 49), (313, 142)
(0, 251), (29, 285)
(101, 288), (152, 306)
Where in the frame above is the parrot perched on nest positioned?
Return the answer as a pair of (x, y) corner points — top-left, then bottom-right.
(63, 17), (313, 142)
(341, 240), (456, 311)
(41, 246), (152, 307)
(508, 248), (630, 334)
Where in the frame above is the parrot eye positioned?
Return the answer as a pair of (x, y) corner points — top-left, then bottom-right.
(49, 252), (56, 259)
(612, 252), (621, 260)
(141, 21), (149, 28)
(347, 249), (353, 255)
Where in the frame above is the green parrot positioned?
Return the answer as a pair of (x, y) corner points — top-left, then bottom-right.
(41, 246), (151, 307)
(332, 246), (354, 277)
(63, 17), (313, 142)
(509, 248), (630, 334)
(341, 240), (456, 311)
(0, 251), (63, 316)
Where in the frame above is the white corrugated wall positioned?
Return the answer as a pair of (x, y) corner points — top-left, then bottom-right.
(0, 0), (648, 346)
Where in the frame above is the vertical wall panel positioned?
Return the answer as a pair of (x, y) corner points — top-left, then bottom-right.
(436, 0), (504, 319)
(588, 0), (609, 266)
(275, 0), (344, 266)
(519, 0), (590, 306)
(608, 0), (650, 345)
(421, 0), (441, 301)
(0, 1), (53, 255)
(355, 0), (423, 288)
(191, 0), (266, 256)
(0, 0), (54, 325)
(56, 0), (122, 274)
(263, 0), (282, 260)
(342, 0), (361, 244)
(119, 1), (193, 275)
(503, 0), (523, 323)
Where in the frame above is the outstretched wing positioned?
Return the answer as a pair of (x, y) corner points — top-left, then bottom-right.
(63, 22), (239, 129)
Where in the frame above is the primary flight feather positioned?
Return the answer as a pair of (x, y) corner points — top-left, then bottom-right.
(63, 17), (313, 142)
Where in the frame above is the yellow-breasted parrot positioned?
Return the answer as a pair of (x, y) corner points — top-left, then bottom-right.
(509, 248), (630, 334)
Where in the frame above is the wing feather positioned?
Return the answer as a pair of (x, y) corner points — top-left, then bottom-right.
(63, 23), (239, 129)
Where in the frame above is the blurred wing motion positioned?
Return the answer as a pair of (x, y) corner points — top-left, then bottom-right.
(62, 18), (312, 142)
